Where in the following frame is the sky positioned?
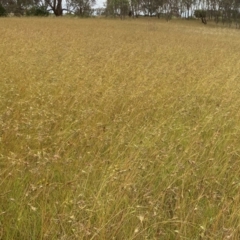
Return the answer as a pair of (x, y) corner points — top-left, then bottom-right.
(63, 0), (105, 8)
(63, 0), (105, 11)
(95, 0), (105, 8)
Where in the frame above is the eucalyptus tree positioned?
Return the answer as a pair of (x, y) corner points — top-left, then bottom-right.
(232, 0), (240, 27)
(0, 0), (36, 14)
(220, 0), (235, 25)
(119, 0), (129, 17)
(105, 0), (129, 18)
(141, 0), (159, 16)
(168, 0), (181, 17)
(0, 3), (7, 15)
(129, 0), (141, 17)
(105, 0), (119, 16)
(207, 0), (221, 23)
(66, 0), (96, 16)
(44, 0), (66, 16)
(182, 0), (195, 18)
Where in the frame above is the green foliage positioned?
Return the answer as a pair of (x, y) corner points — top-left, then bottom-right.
(0, 4), (7, 17)
(26, 6), (49, 16)
(105, 0), (130, 17)
(74, 8), (94, 17)
(194, 9), (207, 18)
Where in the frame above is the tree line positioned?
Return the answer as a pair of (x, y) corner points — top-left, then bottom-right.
(0, 0), (240, 27)
(0, 0), (96, 17)
(105, 0), (240, 26)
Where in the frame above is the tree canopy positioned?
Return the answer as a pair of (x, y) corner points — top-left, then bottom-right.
(0, 0), (96, 16)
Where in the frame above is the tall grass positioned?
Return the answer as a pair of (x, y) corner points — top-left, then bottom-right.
(1, 17), (240, 239)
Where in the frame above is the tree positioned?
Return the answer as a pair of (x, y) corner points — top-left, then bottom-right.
(194, 9), (207, 23)
(144, 0), (159, 16)
(0, 3), (7, 16)
(66, 0), (96, 17)
(45, 0), (66, 16)
(105, 0), (128, 18)
(26, 5), (49, 16)
(0, 0), (44, 15)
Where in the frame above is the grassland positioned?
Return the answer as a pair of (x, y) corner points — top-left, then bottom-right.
(1, 17), (240, 239)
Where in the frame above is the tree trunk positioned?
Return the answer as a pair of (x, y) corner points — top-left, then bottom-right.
(47, 0), (63, 16)
(55, 0), (63, 16)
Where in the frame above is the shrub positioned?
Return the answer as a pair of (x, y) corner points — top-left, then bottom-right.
(194, 9), (207, 19)
(26, 6), (49, 16)
(0, 4), (7, 17)
(194, 9), (207, 24)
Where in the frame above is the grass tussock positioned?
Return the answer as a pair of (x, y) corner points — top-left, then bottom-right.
(1, 17), (240, 239)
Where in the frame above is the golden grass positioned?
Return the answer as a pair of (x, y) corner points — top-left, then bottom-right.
(1, 17), (240, 239)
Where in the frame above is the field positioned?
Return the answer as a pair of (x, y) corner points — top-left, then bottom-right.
(1, 17), (240, 239)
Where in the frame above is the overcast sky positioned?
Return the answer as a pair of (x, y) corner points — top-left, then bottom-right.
(95, 0), (105, 7)
(63, 0), (105, 10)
